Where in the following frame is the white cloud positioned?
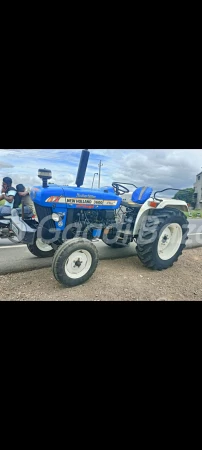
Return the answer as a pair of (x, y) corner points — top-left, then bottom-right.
(0, 149), (202, 192)
(0, 162), (14, 168)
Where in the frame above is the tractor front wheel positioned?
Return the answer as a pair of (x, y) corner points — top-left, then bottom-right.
(27, 235), (55, 258)
(136, 208), (189, 271)
(52, 238), (99, 287)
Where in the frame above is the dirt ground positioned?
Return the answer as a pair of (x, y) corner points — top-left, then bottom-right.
(0, 248), (202, 301)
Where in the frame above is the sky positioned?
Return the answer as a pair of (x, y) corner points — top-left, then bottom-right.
(0, 149), (201, 193)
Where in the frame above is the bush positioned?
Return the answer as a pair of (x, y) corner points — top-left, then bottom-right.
(184, 209), (202, 218)
(174, 188), (194, 204)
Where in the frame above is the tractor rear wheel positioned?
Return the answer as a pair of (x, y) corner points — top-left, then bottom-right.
(136, 208), (189, 271)
(52, 238), (99, 287)
(27, 235), (55, 258)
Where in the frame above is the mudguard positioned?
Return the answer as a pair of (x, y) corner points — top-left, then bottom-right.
(133, 198), (188, 236)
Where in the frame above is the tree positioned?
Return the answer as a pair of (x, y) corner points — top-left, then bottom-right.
(174, 188), (194, 205)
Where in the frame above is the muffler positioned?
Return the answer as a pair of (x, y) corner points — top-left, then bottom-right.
(75, 149), (90, 187)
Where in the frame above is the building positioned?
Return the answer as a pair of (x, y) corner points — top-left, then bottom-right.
(193, 171), (202, 209)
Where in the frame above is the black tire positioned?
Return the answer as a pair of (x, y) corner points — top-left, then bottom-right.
(27, 235), (55, 258)
(136, 208), (189, 271)
(52, 238), (99, 287)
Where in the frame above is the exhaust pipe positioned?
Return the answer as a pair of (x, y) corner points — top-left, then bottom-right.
(76, 149), (90, 187)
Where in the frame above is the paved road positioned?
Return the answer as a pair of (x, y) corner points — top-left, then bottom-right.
(0, 219), (202, 276)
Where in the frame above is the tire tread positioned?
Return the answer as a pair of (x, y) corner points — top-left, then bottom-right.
(136, 208), (189, 271)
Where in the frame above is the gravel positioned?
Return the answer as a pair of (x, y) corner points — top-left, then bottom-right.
(1, 248), (202, 301)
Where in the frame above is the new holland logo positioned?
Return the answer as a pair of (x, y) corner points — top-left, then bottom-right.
(45, 196), (118, 206)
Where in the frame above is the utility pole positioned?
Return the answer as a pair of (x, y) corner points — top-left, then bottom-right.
(98, 160), (103, 188)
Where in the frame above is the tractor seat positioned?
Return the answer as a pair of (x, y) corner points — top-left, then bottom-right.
(132, 186), (152, 204)
(121, 187), (153, 209)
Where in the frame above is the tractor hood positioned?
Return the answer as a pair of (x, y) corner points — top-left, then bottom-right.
(30, 185), (122, 210)
(30, 185), (65, 206)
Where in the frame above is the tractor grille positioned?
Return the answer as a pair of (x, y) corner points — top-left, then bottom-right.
(34, 204), (56, 231)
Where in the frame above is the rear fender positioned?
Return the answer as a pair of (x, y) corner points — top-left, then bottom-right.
(133, 201), (154, 236)
(133, 199), (188, 236)
(156, 199), (188, 212)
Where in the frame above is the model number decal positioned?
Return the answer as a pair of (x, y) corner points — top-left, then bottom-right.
(46, 197), (118, 206)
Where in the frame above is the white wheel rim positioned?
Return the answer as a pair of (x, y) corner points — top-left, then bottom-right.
(157, 223), (183, 260)
(65, 250), (92, 279)
(36, 238), (53, 252)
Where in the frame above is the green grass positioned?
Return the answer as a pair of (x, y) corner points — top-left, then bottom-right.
(184, 209), (202, 218)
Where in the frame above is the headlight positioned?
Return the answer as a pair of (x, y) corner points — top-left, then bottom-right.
(52, 213), (64, 222)
(52, 213), (60, 222)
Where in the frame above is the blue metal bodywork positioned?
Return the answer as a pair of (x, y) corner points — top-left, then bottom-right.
(30, 185), (122, 231)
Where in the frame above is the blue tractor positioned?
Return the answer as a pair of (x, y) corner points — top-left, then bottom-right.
(10, 150), (189, 287)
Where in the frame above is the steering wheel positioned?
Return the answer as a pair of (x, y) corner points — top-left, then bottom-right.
(112, 182), (130, 196)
